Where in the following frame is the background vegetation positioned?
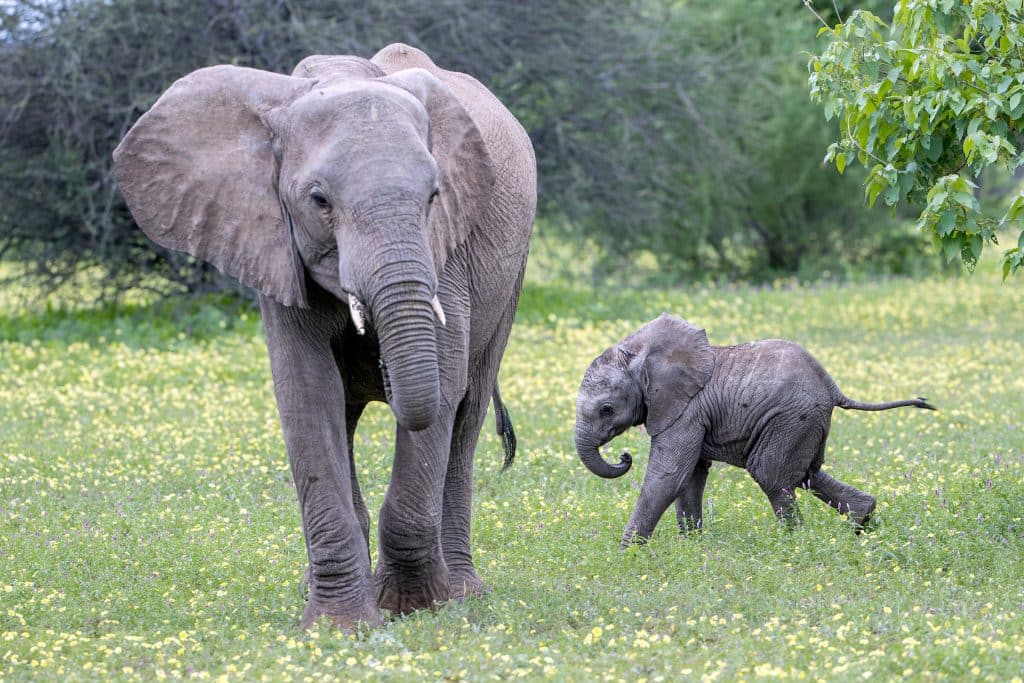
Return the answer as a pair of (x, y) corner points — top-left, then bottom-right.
(1, 0), (953, 298)
(3, 1), (1024, 679)
(2, 250), (1022, 680)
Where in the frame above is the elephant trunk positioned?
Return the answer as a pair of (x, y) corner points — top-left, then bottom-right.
(368, 272), (440, 431)
(575, 428), (632, 479)
(344, 220), (440, 432)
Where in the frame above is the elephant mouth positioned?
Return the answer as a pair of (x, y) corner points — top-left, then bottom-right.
(379, 358), (394, 405)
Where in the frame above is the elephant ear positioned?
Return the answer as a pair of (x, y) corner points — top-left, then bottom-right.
(626, 314), (715, 436)
(113, 65), (315, 307)
(379, 68), (495, 279)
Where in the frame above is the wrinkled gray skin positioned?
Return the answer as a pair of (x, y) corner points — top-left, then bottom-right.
(575, 314), (934, 546)
(114, 45), (535, 629)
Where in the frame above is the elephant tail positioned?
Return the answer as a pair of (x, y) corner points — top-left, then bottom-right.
(836, 392), (936, 412)
(493, 385), (517, 471)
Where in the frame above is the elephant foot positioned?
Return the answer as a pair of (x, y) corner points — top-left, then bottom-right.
(619, 529), (651, 549)
(676, 515), (704, 533)
(847, 495), (877, 533)
(447, 566), (488, 600)
(373, 559), (451, 615)
(300, 596), (383, 632)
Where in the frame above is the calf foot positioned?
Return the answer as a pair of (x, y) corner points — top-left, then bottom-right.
(676, 514), (704, 533)
(847, 495), (877, 533)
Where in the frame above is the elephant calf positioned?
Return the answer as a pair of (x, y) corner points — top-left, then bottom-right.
(575, 314), (934, 545)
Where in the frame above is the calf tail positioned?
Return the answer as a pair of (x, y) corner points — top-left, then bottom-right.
(837, 394), (935, 412)
(493, 385), (517, 471)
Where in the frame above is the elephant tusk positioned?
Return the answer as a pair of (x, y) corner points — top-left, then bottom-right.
(348, 294), (366, 335)
(431, 295), (447, 327)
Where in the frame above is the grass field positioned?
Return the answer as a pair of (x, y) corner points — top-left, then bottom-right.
(2, 253), (1023, 681)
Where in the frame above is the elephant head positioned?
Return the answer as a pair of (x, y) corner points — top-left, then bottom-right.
(575, 314), (714, 478)
(113, 57), (494, 431)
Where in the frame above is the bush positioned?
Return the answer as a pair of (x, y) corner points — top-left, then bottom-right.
(560, 0), (934, 282)
(1, 0), (655, 297)
(0, 0), (934, 298)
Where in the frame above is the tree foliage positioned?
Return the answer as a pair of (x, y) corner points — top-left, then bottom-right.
(0, 0), (928, 298)
(612, 0), (910, 280)
(808, 0), (1024, 277)
(1, 0), (658, 296)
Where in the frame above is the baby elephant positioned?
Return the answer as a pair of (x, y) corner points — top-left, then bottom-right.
(575, 314), (934, 546)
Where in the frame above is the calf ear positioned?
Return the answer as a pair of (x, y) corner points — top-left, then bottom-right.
(625, 314), (714, 436)
(113, 65), (315, 307)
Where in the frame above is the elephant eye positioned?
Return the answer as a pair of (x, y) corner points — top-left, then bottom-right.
(310, 187), (331, 209)
(428, 187), (439, 205)
(599, 404), (614, 418)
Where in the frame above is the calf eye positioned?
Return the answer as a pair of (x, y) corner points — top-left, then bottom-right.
(599, 404), (614, 418)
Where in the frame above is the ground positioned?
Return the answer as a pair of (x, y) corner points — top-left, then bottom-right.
(1, 252), (1023, 681)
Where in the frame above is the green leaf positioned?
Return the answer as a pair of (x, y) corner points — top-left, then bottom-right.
(839, 47), (854, 70)
(1004, 195), (1024, 224)
(952, 190), (978, 210)
(942, 236), (961, 263)
(985, 98), (1001, 120)
(926, 183), (948, 206)
(884, 184), (901, 206)
(866, 179), (884, 208)
(836, 152), (847, 174)
(1007, 247), (1024, 279)
(937, 210), (957, 236)
(856, 119), (871, 150)
(982, 12), (1003, 35)
(968, 233), (983, 260)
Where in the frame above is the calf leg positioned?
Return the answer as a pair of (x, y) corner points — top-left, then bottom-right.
(806, 469), (876, 530)
(746, 419), (827, 527)
(675, 459), (711, 531)
(622, 426), (705, 546)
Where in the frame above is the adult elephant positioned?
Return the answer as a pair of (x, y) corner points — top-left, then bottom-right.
(113, 44), (535, 629)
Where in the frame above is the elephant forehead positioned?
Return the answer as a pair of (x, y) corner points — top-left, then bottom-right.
(290, 84), (429, 135)
(582, 368), (629, 396)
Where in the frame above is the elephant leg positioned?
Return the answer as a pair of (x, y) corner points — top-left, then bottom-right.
(345, 402), (371, 555)
(440, 304), (517, 599)
(260, 298), (380, 630)
(675, 458), (711, 532)
(300, 402), (369, 596)
(806, 469), (876, 531)
(373, 268), (468, 615)
(745, 420), (826, 527)
(622, 427), (705, 547)
(373, 405), (458, 615)
(754, 482), (801, 527)
(440, 390), (488, 599)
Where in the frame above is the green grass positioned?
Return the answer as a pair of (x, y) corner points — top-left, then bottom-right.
(2, 254), (1023, 681)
